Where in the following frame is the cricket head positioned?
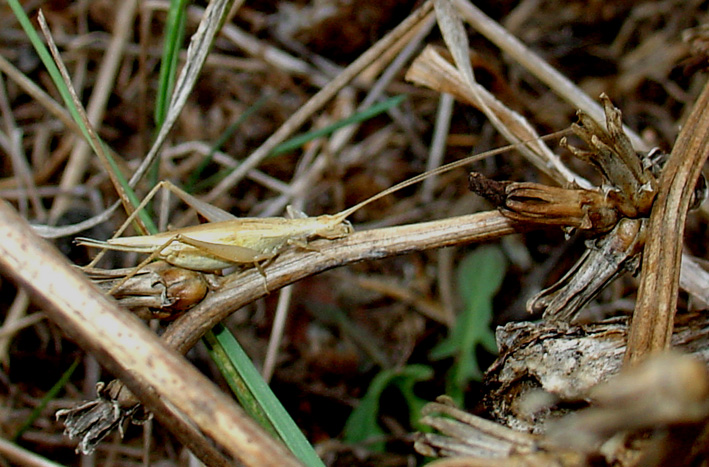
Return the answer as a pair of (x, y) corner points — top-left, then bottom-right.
(315, 215), (354, 239)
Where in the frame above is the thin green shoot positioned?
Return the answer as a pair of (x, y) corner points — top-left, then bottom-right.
(155, 0), (189, 130)
(6, 1), (156, 233)
(343, 365), (433, 452)
(150, 0), (189, 189)
(430, 245), (507, 404)
(203, 329), (279, 440)
(205, 324), (326, 467)
(271, 95), (406, 156)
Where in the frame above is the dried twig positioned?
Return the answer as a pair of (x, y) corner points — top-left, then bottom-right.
(407, 45), (586, 188)
(47, 0), (138, 223)
(165, 211), (515, 353)
(451, 0), (649, 152)
(626, 78), (709, 363)
(0, 436), (64, 467)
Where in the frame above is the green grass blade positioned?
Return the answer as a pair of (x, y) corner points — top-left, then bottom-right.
(6, 1), (88, 145)
(6, 1), (156, 232)
(203, 330), (279, 439)
(149, 0), (189, 196)
(155, 0), (189, 129)
(206, 324), (325, 467)
(270, 94), (406, 156)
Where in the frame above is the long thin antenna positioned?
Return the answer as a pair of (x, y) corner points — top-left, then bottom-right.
(335, 128), (573, 220)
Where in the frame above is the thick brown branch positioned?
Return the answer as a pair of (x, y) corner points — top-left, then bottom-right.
(0, 199), (302, 467)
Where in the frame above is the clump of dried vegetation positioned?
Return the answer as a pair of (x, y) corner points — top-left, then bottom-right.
(1, 0), (709, 466)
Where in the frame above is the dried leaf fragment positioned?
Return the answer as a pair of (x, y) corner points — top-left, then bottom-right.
(469, 173), (621, 233)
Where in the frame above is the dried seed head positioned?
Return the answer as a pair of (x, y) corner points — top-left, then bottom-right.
(157, 266), (208, 314)
(567, 95), (658, 216)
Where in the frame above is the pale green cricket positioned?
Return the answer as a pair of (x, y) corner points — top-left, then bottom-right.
(77, 132), (567, 282)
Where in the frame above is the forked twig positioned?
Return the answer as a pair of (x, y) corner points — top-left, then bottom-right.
(64, 210), (517, 430)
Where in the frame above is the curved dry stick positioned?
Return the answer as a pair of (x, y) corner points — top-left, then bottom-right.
(68, 211), (517, 423)
(626, 79), (709, 364)
(163, 211), (516, 353)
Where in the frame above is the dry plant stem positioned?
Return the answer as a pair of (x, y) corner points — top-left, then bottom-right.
(349, 273), (449, 325)
(0, 289), (30, 366)
(406, 46), (585, 188)
(0, 53), (81, 134)
(0, 200), (302, 467)
(0, 74), (45, 220)
(626, 78), (709, 364)
(452, 0), (649, 152)
(203, 0), (435, 203)
(680, 253), (709, 305)
(184, 4), (330, 86)
(38, 12), (146, 238)
(263, 284), (293, 383)
(163, 211), (516, 354)
(0, 436), (64, 467)
(424, 93), (455, 202)
(128, 0), (243, 189)
(48, 0), (138, 224)
(26, 0), (243, 240)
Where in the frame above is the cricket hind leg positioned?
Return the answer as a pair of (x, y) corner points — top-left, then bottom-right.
(157, 181), (236, 223)
(105, 232), (268, 296)
(175, 235), (274, 295)
(106, 232), (265, 296)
